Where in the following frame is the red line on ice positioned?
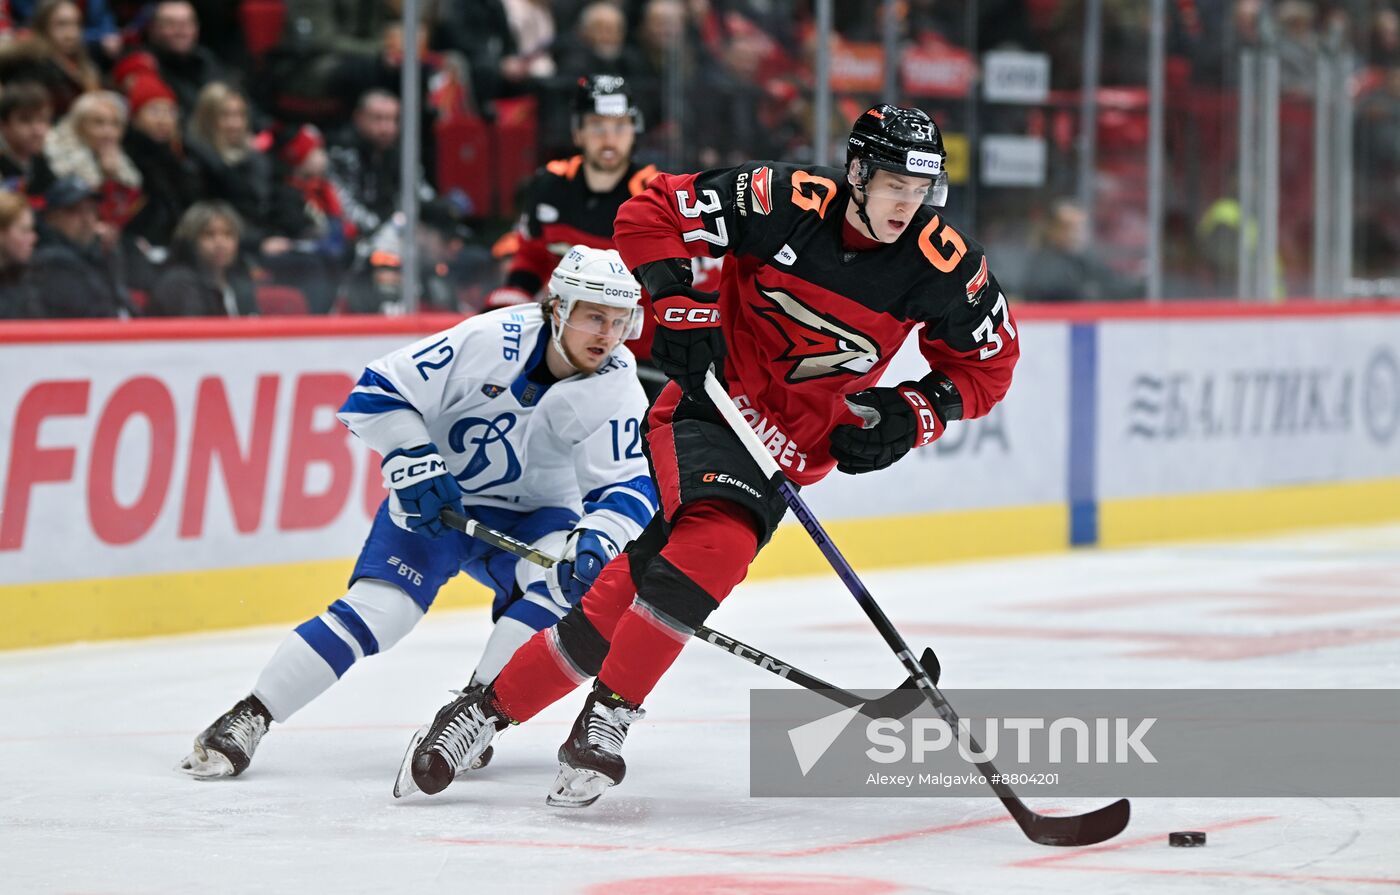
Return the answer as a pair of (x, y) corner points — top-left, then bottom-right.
(1013, 817), (1400, 889)
(433, 813), (1012, 858)
(812, 621), (1400, 660)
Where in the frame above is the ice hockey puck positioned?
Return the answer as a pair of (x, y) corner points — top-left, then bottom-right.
(1169, 831), (1206, 847)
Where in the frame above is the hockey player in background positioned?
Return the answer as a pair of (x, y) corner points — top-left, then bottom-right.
(179, 246), (657, 779)
(397, 105), (1019, 807)
(487, 73), (718, 394)
(487, 76), (657, 311)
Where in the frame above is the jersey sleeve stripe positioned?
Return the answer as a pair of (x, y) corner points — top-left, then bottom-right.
(357, 368), (405, 396)
(339, 389), (418, 417)
(583, 491), (656, 530)
(584, 476), (658, 508)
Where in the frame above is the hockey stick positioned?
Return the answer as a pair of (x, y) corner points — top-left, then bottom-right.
(438, 508), (936, 719)
(700, 372), (1130, 848)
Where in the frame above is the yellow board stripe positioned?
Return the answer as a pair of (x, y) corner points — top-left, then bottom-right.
(1099, 477), (1400, 547)
(3, 480), (1398, 651)
(0, 504), (1064, 651)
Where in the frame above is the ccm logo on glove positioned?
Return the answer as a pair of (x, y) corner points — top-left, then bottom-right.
(898, 386), (941, 446)
(655, 297), (721, 329)
(387, 456), (447, 484)
(381, 444), (461, 539)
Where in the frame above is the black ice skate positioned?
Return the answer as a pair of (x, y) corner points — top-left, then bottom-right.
(395, 684), (508, 798)
(547, 684), (646, 808)
(177, 697), (271, 779)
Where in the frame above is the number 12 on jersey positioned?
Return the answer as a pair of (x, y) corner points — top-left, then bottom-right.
(610, 418), (644, 460)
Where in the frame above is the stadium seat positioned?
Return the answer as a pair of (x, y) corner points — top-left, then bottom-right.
(240, 0), (286, 61)
(255, 284), (309, 315)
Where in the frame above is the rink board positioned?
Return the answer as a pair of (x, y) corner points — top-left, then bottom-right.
(2, 305), (1399, 648)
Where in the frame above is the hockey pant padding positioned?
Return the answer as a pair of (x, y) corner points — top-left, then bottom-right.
(599, 500), (758, 704)
(253, 579), (423, 722)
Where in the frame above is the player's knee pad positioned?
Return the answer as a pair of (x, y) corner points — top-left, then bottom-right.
(553, 606), (610, 677)
(332, 578), (425, 655)
(635, 556), (721, 636)
(625, 512), (671, 583)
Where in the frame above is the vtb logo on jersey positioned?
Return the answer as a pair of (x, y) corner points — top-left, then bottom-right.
(754, 285), (880, 382)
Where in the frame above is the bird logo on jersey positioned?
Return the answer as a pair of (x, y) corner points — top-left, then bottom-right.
(753, 285), (880, 382)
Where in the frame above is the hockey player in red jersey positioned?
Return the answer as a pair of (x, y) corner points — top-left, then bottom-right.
(396, 104), (1019, 806)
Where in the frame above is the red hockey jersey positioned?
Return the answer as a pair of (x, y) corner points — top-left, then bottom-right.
(614, 161), (1019, 485)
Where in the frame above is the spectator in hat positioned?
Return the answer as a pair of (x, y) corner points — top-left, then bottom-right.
(122, 73), (198, 248)
(30, 175), (130, 317)
(148, 199), (256, 316)
(0, 81), (57, 198)
(0, 189), (40, 318)
(110, 51), (162, 92)
(342, 195), (489, 314)
(44, 89), (143, 233)
(277, 123), (353, 258)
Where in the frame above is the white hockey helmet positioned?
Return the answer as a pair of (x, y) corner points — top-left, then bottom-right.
(547, 245), (645, 341)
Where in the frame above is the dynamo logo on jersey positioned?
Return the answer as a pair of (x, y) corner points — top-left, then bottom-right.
(448, 412), (524, 493)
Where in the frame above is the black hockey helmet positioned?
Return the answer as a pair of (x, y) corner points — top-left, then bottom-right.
(846, 104), (948, 207)
(571, 74), (643, 132)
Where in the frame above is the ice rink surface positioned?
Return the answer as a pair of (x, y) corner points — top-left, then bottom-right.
(4, 523), (1400, 894)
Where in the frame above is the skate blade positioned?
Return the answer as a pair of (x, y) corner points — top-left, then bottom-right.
(177, 745), (236, 780)
(545, 763), (614, 808)
(392, 726), (428, 798)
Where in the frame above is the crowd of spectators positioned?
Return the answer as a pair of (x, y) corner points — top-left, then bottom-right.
(0, 0), (1396, 321)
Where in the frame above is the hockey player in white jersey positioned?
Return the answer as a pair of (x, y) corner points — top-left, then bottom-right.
(179, 246), (657, 779)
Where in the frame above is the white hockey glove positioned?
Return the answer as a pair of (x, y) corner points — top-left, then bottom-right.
(381, 443), (462, 539)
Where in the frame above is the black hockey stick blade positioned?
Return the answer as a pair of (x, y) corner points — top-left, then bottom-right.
(1005, 795), (1131, 847)
(861, 647), (941, 720)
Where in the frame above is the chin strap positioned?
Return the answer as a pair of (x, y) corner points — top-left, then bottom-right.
(548, 304), (580, 374)
(850, 162), (883, 243)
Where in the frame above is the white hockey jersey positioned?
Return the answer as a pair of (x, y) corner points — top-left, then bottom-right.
(337, 307), (657, 549)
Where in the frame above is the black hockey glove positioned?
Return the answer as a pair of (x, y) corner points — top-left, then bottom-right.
(829, 377), (959, 474)
(635, 258), (726, 395)
(649, 282), (725, 395)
